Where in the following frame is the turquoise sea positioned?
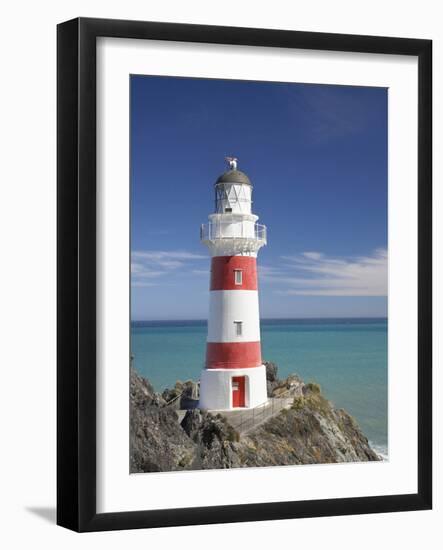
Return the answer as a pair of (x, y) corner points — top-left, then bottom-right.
(131, 318), (388, 456)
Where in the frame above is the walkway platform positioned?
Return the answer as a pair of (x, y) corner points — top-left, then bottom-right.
(220, 397), (293, 435)
(176, 396), (293, 436)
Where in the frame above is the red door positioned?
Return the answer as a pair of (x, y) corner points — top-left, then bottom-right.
(232, 376), (245, 408)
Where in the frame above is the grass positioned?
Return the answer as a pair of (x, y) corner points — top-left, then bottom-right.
(291, 382), (332, 416)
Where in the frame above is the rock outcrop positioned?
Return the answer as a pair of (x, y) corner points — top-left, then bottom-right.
(237, 383), (378, 466)
(130, 369), (196, 472)
(181, 409), (241, 469)
(130, 364), (379, 473)
(162, 379), (200, 409)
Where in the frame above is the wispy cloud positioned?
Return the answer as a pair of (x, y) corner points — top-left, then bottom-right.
(131, 250), (206, 286)
(131, 281), (158, 288)
(132, 250), (206, 261)
(257, 265), (282, 278)
(131, 247), (387, 296)
(261, 248), (387, 296)
(284, 85), (382, 144)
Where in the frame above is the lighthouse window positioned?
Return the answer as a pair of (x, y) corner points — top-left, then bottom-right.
(225, 207), (232, 213)
(234, 269), (243, 285)
(234, 321), (243, 336)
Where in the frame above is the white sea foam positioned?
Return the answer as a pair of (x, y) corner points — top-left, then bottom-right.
(370, 441), (389, 461)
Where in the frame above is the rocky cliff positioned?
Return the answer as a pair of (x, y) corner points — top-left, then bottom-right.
(130, 371), (195, 472)
(130, 363), (379, 473)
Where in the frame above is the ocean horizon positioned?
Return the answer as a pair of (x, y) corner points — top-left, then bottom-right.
(131, 317), (388, 457)
(132, 316), (387, 323)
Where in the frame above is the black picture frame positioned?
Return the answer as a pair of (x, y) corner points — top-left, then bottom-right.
(57, 17), (432, 532)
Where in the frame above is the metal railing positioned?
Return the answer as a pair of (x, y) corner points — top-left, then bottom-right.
(228, 388), (295, 434)
(162, 380), (295, 435)
(162, 391), (184, 409)
(200, 221), (267, 244)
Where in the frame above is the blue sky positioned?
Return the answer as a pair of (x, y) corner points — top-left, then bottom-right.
(131, 75), (387, 320)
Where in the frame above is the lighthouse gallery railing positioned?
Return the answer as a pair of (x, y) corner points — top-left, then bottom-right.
(200, 221), (267, 244)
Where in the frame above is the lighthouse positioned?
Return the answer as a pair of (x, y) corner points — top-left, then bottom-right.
(199, 158), (268, 410)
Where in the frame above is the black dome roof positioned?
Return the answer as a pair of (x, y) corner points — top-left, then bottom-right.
(215, 169), (252, 186)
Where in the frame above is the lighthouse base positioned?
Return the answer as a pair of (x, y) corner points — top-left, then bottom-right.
(199, 365), (268, 411)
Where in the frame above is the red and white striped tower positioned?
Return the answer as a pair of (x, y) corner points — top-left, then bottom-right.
(199, 158), (268, 410)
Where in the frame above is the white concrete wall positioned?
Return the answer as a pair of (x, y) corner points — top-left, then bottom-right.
(199, 365), (268, 410)
(207, 290), (261, 342)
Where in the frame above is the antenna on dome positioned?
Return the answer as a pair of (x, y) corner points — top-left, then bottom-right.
(225, 156), (238, 171)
